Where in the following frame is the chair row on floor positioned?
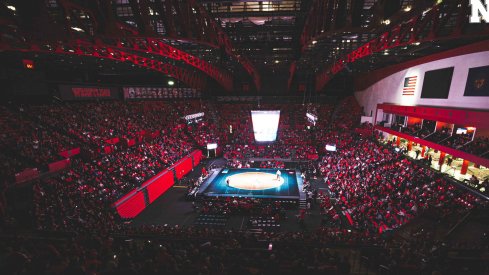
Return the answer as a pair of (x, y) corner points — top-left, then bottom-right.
(248, 216), (281, 231)
(194, 214), (228, 227)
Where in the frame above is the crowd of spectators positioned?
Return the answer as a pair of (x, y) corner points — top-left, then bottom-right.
(401, 123), (422, 135)
(0, 100), (198, 231)
(259, 160), (285, 169)
(0, 153), (26, 182)
(330, 97), (362, 130)
(425, 126), (452, 142)
(0, 106), (77, 173)
(0, 100), (196, 180)
(461, 136), (489, 157)
(216, 103), (320, 160)
(0, 227), (369, 275)
(223, 144), (318, 160)
(200, 197), (286, 218)
(176, 100), (223, 147)
(416, 120), (436, 138)
(319, 135), (486, 234)
(24, 101), (181, 148)
(1, 96), (488, 275)
(34, 132), (192, 217)
(4, 220), (488, 275)
(440, 132), (473, 148)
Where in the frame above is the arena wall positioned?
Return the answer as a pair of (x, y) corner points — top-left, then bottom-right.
(355, 51), (489, 117)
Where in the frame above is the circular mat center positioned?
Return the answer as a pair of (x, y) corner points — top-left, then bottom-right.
(226, 172), (284, 191)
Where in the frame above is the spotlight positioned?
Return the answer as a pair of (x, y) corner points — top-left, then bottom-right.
(168, 80), (175, 86)
(71, 26), (85, 32)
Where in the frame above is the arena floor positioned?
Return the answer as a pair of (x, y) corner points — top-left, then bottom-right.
(198, 168), (302, 199)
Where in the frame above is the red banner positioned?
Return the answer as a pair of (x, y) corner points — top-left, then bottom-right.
(114, 189), (146, 219)
(15, 168), (40, 183)
(59, 147), (80, 158)
(126, 138), (136, 147)
(192, 150), (203, 166)
(105, 137), (120, 145)
(143, 170), (175, 203)
(72, 87), (111, 98)
(58, 85), (119, 101)
(113, 150), (202, 218)
(104, 145), (114, 154)
(307, 154), (319, 160)
(48, 159), (70, 173)
(137, 130), (146, 142)
(175, 157), (193, 179)
(151, 131), (160, 139)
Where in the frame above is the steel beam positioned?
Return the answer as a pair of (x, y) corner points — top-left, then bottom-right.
(98, 37), (233, 91)
(315, 0), (489, 92)
(1, 40), (207, 90)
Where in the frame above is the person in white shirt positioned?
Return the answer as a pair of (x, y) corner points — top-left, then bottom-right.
(276, 170), (281, 180)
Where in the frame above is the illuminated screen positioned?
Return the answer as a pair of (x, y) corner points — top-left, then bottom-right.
(456, 128), (467, 135)
(207, 143), (218, 150)
(325, 144), (337, 152)
(251, 110), (281, 142)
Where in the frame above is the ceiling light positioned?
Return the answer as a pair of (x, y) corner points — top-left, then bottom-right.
(413, 42), (421, 46)
(7, 5), (16, 11)
(274, 60), (280, 64)
(168, 80), (175, 86)
(71, 26), (85, 32)
(382, 19), (391, 25)
(404, 6), (412, 12)
(312, 40), (317, 45)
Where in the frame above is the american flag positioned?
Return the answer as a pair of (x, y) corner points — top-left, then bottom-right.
(402, 76), (417, 95)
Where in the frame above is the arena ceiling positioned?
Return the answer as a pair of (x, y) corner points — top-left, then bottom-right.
(0, 0), (488, 95)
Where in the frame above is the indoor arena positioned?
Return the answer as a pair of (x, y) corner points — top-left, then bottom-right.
(1, 1), (489, 274)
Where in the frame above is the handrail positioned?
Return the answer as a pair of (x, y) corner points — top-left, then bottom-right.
(445, 209), (474, 238)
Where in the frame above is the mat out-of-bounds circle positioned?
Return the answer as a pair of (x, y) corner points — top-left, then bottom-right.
(226, 172), (285, 191)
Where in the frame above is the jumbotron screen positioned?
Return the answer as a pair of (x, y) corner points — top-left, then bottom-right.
(251, 110), (280, 142)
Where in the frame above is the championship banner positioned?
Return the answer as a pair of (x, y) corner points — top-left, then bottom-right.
(59, 85), (119, 100)
(123, 87), (201, 99)
(464, 65), (489, 97)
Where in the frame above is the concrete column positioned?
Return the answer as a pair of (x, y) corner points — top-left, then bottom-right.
(460, 160), (470, 175)
(438, 152), (446, 166)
